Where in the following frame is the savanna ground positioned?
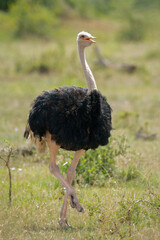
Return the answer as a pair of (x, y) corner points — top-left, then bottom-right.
(0, 2), (160, 239)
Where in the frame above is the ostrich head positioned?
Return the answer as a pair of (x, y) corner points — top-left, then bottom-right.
(77, 31), (96, 48)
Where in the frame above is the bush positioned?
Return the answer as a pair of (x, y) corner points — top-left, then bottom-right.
(10, 0), (58, 38)
(59, 136), (129, 186)
(0, 0), (17, 11)
(117, 12), (147, 42)
(0, 11), (16, 40)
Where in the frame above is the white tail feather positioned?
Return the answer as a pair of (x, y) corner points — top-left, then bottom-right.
(25, 124), (46, 153)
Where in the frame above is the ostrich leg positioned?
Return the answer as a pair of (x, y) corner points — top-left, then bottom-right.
(59, 149), (85, 227)
(46, 133), (83, 219)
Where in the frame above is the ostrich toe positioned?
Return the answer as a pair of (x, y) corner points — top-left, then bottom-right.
(58, 218), (72, 228)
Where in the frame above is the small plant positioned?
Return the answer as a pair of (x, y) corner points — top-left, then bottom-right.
(0, 144), (13, 206)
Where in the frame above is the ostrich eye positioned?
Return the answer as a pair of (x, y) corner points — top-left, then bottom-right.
(81, 35), (85, 38)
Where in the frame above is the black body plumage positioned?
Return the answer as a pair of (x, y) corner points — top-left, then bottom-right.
(25, 86), (112, 151)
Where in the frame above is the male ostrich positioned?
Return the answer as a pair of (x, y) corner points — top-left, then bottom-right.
(24, 31), (112, 227)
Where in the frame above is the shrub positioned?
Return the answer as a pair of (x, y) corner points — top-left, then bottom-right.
(117, 12), (147, 42)
(10, 0), (58, 38)
(59, 136), (129, 186)
(0, 11), (16, 40)
(0, 0), (17, 11)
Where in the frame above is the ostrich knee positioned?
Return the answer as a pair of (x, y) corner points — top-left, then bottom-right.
(49, 163), (61, 177)
(49, 162), (76, 196)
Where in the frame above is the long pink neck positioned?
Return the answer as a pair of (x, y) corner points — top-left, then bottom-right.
(78, 44), (97, 93)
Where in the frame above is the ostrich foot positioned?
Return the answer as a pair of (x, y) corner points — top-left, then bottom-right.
(58, 218), (72, 228)
(69, 191), (84, 213)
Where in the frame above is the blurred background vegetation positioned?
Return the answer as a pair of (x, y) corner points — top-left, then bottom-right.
(0, 0), (160, 40)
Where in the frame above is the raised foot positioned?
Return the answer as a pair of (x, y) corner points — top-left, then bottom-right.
(69, 194), (84, 213)
(58, 218), (72, 228)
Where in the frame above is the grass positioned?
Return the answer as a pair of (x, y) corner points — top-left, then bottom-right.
(0, 17), (160, 239)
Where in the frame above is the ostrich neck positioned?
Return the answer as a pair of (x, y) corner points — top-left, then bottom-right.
(78, 45), (97, 93)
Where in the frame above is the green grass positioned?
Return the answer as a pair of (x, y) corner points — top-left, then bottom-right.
(0, 17), (160, 239)
(1, 160), (160, 239)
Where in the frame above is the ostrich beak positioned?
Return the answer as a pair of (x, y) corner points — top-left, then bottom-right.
(85, 36), (96, 43)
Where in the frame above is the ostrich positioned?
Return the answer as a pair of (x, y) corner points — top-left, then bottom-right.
(24, 31), (112, 227)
